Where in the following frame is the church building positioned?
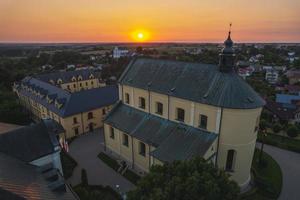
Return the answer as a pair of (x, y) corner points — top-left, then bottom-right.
(103, 32), (265, 189)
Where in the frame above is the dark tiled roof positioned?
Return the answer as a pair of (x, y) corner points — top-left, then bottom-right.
(35, 69), (99, 83)
(0, 120), (63, 162)
(264, 99), (295, 121)
(0, 122), (22, 134)
(0, 153), (77, 200)
(104, 103), (217, 162)
(284, 84), (300, 94)
(64, 86), (118, 116)
(16, 77), (118, 117)
(119, 58), (265, 109)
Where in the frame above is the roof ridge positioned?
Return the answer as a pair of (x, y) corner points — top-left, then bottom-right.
(118, 57), (137, 83)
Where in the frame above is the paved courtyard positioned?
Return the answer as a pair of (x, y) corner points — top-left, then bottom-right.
(67, 129), (135, 193)
(257, 143), (300, 200)
(66, 130), (300, 198)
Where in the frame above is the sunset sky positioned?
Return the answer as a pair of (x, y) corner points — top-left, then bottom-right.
(0, 0), (299, 43)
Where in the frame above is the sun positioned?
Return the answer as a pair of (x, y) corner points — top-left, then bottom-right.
(131, 30), (150, 42)
(137, 33), (144, 39)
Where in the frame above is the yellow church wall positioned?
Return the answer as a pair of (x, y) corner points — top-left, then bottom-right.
(217, 107), (262, 188)
(120, 85), (220, 133)
(132, 138), (150, 172)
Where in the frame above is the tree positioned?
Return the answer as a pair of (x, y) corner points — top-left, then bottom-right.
(127, 157), (239, 200)
(259, 119), (268, 131)
(281, 75), (289, 85)
(287, 125), (299, 138)
(81, 168), (88, 186)
(136, 46), (143, 54)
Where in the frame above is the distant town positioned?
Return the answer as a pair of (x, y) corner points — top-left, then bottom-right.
(1, 40), (300, 200)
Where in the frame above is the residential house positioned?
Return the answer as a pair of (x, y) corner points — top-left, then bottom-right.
(286, 69), (300, 85)
(265, 69), (279, 84)
(284, 85), (300, 95)
(264, 99), (295, 123)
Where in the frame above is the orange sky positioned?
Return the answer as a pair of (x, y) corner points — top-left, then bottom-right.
(0, 0), (299, 43)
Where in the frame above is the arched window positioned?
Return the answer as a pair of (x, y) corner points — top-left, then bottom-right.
(226, 149), (236, 171)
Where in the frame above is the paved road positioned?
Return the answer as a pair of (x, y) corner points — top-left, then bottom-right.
(257, 143), (300, 200)
(67, 130), (135, 193)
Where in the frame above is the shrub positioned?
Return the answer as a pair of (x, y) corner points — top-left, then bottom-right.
(273, 123), (282, 133)
(81, 168), (88, 186)
(259, 119), (267, 131)
(287, 125), (298, 138)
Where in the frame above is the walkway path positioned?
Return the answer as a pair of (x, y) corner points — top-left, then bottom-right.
(67, 130), (135, 193)
(257, 143), (300, 200)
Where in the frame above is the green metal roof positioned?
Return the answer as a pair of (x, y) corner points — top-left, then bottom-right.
(104, 103), (217, 162)
(119, 58), (265, 109)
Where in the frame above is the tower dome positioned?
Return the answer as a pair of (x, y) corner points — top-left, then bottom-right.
(222, 31), (234, 54)
(219, 25), (236, 72)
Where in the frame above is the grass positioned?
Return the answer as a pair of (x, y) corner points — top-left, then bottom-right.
(98, 152), (141, 185)
(60, 150), (78, 179)
(123, 169), (141, 185)
(73, 184), (121, 200)
(257, 132), (300, 153)
(240, 149), (282, 200)
(98, 152), (120, 171)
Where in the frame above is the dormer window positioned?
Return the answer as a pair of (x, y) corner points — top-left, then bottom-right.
(72, 76), (76, 82)
(78, 76), (83, 81)
(57, 79), (63, 84)
(89, 74), (94, 79)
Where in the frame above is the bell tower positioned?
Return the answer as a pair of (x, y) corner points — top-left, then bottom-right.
(219, 23), (235, 72)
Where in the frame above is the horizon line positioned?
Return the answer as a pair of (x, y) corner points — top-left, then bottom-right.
(1, 41), (300, 45)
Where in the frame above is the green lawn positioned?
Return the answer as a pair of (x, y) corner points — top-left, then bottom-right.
(241, 149), (282, 200)
(60, 150), (78, 179)
(73, 184), (121, 200)
(257, 133), (300, 153)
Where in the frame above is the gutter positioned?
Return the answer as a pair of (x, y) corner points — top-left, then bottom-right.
(131, 135), (135, 169)
(215, 107), (223, 168)
(167, 94), (170, 120)
(80, 112), (84, 134)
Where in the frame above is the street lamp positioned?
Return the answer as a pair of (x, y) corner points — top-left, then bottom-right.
(259, 129), (267, 165)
